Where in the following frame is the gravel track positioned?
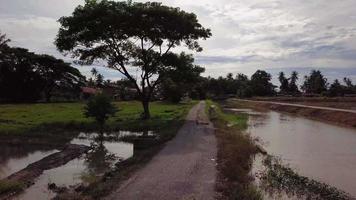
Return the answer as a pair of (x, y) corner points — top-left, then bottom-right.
(106, 101), (217, 200)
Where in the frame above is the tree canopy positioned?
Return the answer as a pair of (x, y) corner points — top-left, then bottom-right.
(159, 53), (205, 103)
(56, 0), (211, 119)
(0, 33), (84, 103)
(301, 70), (328, 94)
(250, 70), (276, 96)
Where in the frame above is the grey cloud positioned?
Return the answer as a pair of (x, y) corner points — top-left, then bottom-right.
(196, 55), (259, 64)
(1, 0), (356, 82)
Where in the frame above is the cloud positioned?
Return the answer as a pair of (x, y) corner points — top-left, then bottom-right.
(0, 0), (356, 82)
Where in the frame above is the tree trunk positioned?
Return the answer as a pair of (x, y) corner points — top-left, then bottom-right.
(141, 100), (151, 120)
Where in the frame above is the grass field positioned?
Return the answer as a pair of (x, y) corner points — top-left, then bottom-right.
(0, 101), (196, 135)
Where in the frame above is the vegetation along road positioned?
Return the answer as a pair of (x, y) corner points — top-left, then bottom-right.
(106, 101), (217, 200)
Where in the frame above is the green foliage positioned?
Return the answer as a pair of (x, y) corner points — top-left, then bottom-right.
(250, 70), (276, 96)
(328, 78), (356, 97)
(206, 100), (248, 129)
(207, 100), (261, 200)
(55, 0), (211, 119)
(159, 53), (205, 103)
(0, 180), (24, 195)
(0, 101), (195, 134)
(84, 94), (117, 126)
(278, 71), (300, 95)
(289, 71), (300, 95)
(278, 72), (289, 94)
(35, 54), (85, 102)
(0, 35), (84, 103)
(301, 70), (328, 94)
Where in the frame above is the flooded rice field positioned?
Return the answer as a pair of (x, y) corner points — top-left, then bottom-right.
(0, 146), (58, 180)
(230, 108), (356, 198)
(0, 131), (153, 200)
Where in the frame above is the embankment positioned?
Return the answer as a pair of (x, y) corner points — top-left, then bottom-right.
(232, 99), (356, 128)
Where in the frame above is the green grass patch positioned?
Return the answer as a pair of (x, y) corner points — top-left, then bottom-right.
(206, 100), (262, 200)
(0, 180), (25, 195)
(206, 100), (248, 129)
(0, 101), (196, 136)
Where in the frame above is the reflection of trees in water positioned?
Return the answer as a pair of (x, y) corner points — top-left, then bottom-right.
(84, 135), (117, 175)
(258, 155), (352, 200)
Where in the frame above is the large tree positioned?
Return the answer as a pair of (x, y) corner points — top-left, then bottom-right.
(278, 72), (289, 94)
(289, 71), (300, 95)
(35, 55), (85, 102)
(159, 53), (204, 103)
(0, 47), (44, 102)
(0, 32), (84, 103)
(250, 70), (276, 96)
(55, 0), (211, 119)
(301, 70), (328, 94)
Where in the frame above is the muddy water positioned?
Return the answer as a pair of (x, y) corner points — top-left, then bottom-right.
(0, 145), (58, 179)
(13, 132), (135, 200)
(237, 108), (356, 197)
(0, 131), (153, 200)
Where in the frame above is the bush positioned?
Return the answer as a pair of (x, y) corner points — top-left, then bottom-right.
(84, 93), (117, 128)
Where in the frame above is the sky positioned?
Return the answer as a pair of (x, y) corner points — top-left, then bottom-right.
(1, 0), (356, 85)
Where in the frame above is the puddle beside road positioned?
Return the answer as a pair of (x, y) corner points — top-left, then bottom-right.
(0, 130), (154, 200)
(0, 145), (59, 179)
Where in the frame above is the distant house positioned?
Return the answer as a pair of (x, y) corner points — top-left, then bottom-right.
(80, 87), (99, 100)
(102, 83), (120, 100)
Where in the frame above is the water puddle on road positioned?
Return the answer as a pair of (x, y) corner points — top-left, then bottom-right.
(228, 108), (356, 198)
(0, 131), (155, 200)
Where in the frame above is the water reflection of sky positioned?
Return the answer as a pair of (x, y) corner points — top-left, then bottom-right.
(0, 146), (58, 179)
(9, 131), (139, 200)
(245, 110), (356, 197)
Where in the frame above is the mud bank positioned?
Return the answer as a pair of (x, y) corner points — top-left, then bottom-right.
(0, 144), (89, 199)
(234, 99), (356, 128)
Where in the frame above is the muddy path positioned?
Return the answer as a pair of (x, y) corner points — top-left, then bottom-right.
(106, 101), (217, 200)
(0, 144), (89, 199)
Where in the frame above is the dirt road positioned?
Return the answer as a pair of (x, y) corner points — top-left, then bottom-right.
(236, 99), (356, 114)
(106, 101), (217, 200)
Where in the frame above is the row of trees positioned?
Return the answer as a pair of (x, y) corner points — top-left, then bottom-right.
(2, 0), (355, 119)
(200, 70), (276, 98)
(0, 33), (85, 103)
(197, 69), (356, 99)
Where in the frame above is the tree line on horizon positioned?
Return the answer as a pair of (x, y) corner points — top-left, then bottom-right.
(2, 29), (356, 104)
(1, 0), (356, 118)
(197, 69), (356, 99)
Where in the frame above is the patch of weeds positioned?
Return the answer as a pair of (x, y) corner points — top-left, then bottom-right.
(80, 173), (99, 184)
(207, 100), (262, 200)
(259, 155), (352, 200)
(0, 180), (25, 195)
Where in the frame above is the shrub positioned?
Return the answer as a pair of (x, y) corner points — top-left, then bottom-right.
(84, 93), (117, 128)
